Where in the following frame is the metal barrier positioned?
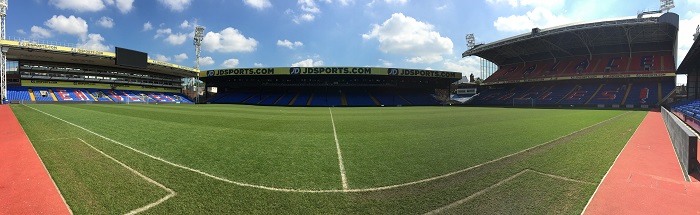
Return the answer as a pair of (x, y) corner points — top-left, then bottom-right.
(661, 107), (698, 181)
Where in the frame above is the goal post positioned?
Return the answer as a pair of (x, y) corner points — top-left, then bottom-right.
(512, 98), (534, 107)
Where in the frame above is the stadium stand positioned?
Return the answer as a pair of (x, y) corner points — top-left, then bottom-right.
(205, 88), (443, 107)
(7, 86), (31, 101)
(485, 52), (675, 83)
(345, 90), (376, 106)
(471, 80), (675, 107)
(4, 86), (192, 104)
(32, 88), (55, 101)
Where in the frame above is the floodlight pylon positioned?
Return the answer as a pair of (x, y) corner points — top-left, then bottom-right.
(0, 0), (7, 103)
(193, 25), (205, 103)
(660, 0), (674, 13)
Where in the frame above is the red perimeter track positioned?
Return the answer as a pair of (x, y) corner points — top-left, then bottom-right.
(0, 105), (71, 215)
(584, 111), (700, 214)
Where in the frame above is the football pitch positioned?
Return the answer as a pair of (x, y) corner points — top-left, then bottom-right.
(11, 104), (646, 214)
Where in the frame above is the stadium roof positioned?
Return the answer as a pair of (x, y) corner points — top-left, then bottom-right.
(677, 32), (700, 74)
(463, 12), (679, 66)
(1, 39), (199, 78)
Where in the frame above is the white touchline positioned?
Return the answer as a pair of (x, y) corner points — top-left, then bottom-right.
(23, 104), (343, 193)
(580, 111), (644, 215)
(329, 107), (349, 191)
(23, 104), (628, 193)
(70, 137), (175, 215)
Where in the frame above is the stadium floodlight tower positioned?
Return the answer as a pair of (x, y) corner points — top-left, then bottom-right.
(466, 33), (496, 81)
(660, 0), (674, 12)
(193, 25), (205, 103)
(0, 0), (7, 103)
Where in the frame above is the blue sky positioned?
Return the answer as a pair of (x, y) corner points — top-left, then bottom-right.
(7, 0), (700, 81)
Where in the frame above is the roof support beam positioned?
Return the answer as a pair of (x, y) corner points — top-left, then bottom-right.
(539, 37), (574, 57)
(573, 32), (592, 60)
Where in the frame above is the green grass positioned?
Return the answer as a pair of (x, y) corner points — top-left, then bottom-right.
(11, 104), (646, 214)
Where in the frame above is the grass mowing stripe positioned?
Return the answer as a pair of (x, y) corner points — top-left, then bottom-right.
(22, 104), (344, 193)
(423, 169), (530, 215)
(345, 111), (631, 192)
(329, 107), (349, 191)
(13, 104), (646, 214)
(424, 168), (595, 215)
(23, 104), (631, 193)
(66, 138), (176, 215)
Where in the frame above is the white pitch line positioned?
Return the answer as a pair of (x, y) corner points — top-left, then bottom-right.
(424, 169), (597, 215)
(329, 107), (349, 191)
(23, 104), (629, 193)
(23, 104), (340, 193)
(580, 111), (644, 215)
(348, 111), (631, 193)
(68, 138), (176, 215)
(423, 170), (529, 215)
(528, 169), (596, 185)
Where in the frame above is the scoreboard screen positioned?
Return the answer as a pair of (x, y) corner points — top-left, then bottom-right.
(115, 47), (147, 68)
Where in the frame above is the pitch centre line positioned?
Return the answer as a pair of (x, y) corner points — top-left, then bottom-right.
(329, 107), (349, 191)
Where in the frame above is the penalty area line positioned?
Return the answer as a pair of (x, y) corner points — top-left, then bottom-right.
(329, 107), (349, 191)
(22, 104), (343, 193)
(39, 137), (176, 215)
(423, 169), (595, 215)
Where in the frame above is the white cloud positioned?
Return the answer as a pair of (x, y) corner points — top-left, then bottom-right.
(199, 56), (215, 66)
(49, 0), (106, 12)
(158, 0), (192, 12)
(222, 58), (240, 67)
(78, 33), (110, 51)
(379, 59), (393, 67)
(165, 33), (187, 45)
(292, 58), (324, 67)
(49, 0), (133, 13)
(485, 0), (518, 7)
(493, 7), (571, 32)
(362, 13), (453, 58)
(442, 57), (480, 77)
(384, 0), (408, 4)
(155, 28), (172, 38)
(678, 14), (700, 66)
(30, 26), (52, 39)
(486, 0), (564, 9)
(202, 27), (258, 52)
(325, 0), (354, 6)
(436, 4), (447, 10)
(154, 54), (171, 62)
(244, 0), (272, 10)
(97, 16), (114, 28)
(143, 22), (153, 31)
(277, 39), (304, 49)
(406, 55), (443, 64)
(299, 0), (321, 13)
(115, 0), (134, 13)
(180, 20), (191, 29)
(174, 53), (189, 62)
(293, 14), (316, 24)
(17, 29), (26, 35)
(254, 63), (264, 67)
(44, 15), (89, 39)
